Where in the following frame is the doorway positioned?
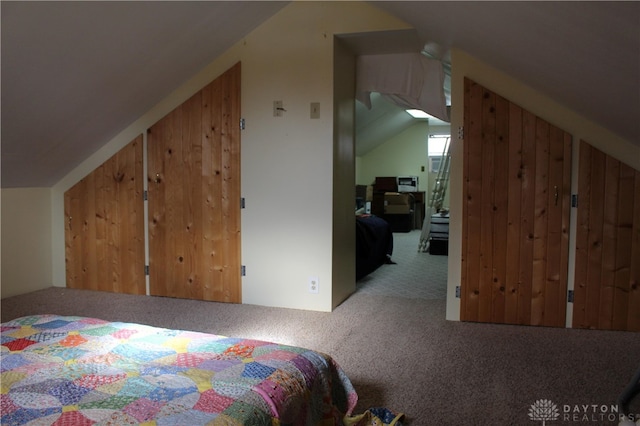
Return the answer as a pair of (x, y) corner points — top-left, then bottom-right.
(354, 93), (450, 300)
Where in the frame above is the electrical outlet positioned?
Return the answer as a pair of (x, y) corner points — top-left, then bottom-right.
(308, 276), (319, 294)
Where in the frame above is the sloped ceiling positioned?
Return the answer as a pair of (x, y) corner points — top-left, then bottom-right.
(2, 1), (638, 188)
(1, 1), (288, 188)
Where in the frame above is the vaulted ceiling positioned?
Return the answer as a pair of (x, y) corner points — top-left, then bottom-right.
(2, 1), (638, 188)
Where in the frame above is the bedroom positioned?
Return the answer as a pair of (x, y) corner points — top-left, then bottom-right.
(2, 1), (640, 424)
(2, 1), (639, 316)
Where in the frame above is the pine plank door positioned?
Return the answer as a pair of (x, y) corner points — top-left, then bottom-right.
(64, 135), (146, 294)
(147, 62), (241, 303)
(461, 78), (572, 327)
(573, 140), (640, 331)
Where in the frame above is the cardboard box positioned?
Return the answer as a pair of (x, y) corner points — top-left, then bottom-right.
(384, 192), (411, 214)
(356, 185), (374, 202)
(385, 204), (411, 214)
(384, 192), (411, 205)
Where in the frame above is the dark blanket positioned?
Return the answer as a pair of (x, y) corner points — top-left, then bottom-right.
(356, 215), (393, 281)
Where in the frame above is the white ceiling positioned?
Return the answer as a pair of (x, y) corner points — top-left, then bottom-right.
(2, 1), (638, 188)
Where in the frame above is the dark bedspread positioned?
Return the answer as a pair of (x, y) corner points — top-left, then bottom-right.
(356, 215), (393, 281)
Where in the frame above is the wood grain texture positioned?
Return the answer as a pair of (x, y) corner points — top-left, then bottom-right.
(64, 135), (145, 295)
(462, 79), (571, 327)
(461, 78), (484, 321)
(574, 140), (640, 331)
(148, 62), (241, 303)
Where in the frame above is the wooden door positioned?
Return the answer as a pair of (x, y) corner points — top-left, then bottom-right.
(147, 62), (241, 303)
(573, 140), (640, 331)
(64, 135), (145, 294)
(461, 78), (572, 327)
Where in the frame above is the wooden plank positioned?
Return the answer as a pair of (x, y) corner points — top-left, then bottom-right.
(462, 78), (485, 321)
(504, 102), (523, 324)
(478, 87), (496, 323)
(133, 136), (145, 294)
(491, 93), (509, 323)
(573, 141), (592, 328)
(628, 170), (640, 331)
(530, 119), (550, 326)
(209, 75), (225, 301)
(120, 136), (145, 295)
(200, 81), (215, 300)
(148, 117), (168, 297)
(223, 62), (242, 303)
(95, 160), (110, 291)
(165, 104), (184, 299)
(517, 110), (536, 325)
(542, 125), (567, 327)
(84, 172), (99, 291)
(64, 185), (79, 289)
(558, 133), (572, 324)
(612, 162), (634, 329)
(598, 155), (620, 329)
(182, 91), (204, 300)
(585, 147), (606, 328)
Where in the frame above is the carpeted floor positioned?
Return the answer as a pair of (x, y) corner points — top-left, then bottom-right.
(356, 230), (448, 300)
(2, 285), (639, 425)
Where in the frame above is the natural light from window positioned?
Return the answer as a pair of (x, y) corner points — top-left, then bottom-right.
(428, 134), (450, 156)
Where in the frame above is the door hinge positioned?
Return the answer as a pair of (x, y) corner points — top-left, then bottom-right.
(241, 265), (246, 276)
(145, 265), (150, 276)
(241, 197), (245, 209)
(457, 126), (464, 140)
(240, 118), (246, 130)
(571, 194), (578, 208)
(567, 289), (574, 303)
(455, 285), (461, 298)
(143, 190), (148, 201)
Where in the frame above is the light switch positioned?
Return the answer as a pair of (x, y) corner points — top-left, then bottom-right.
(274, 100), (283, 117)
(310, 102), (320, 119)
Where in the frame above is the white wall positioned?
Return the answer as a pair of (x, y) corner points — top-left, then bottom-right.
(1, 188), (52, 298)
(356, 123), (452, 207)
(49, 2), (409, 312)
(357, 121), (429, 188)
(446, 49), (640, 323)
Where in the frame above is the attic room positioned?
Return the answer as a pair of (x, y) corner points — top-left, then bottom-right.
(2, 2), (640, 424)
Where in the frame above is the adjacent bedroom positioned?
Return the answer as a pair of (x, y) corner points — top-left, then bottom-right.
(351, 43), (452, 301)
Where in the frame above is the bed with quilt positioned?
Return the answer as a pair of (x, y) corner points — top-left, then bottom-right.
(0, 314), (367, 425)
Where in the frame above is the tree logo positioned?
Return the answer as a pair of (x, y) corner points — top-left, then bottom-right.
(529, 399), (560, 425)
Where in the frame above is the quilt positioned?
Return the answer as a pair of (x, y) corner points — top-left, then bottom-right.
(0, 314), (358, 425)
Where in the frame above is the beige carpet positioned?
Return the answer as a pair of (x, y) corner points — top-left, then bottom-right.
(356, 230), (448, 300)
(3, 286), (640, 425)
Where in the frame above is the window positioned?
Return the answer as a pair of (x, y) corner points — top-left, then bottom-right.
(428, 134), (450, 173)
(430, 156), (443, 173)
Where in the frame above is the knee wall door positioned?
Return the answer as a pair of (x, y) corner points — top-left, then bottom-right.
(573, 140), (640, 331)
(64, 63), (241, 303)
(64, 135), (146, 295)
(461, 78), (572, 327)
(147, 62), (241, 303)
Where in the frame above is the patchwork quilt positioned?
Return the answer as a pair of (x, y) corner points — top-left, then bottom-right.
(0, 315), (358, 425)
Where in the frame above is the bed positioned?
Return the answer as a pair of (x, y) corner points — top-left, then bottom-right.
(1, 314), (364, 425)
(356, 214), (394, 281)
